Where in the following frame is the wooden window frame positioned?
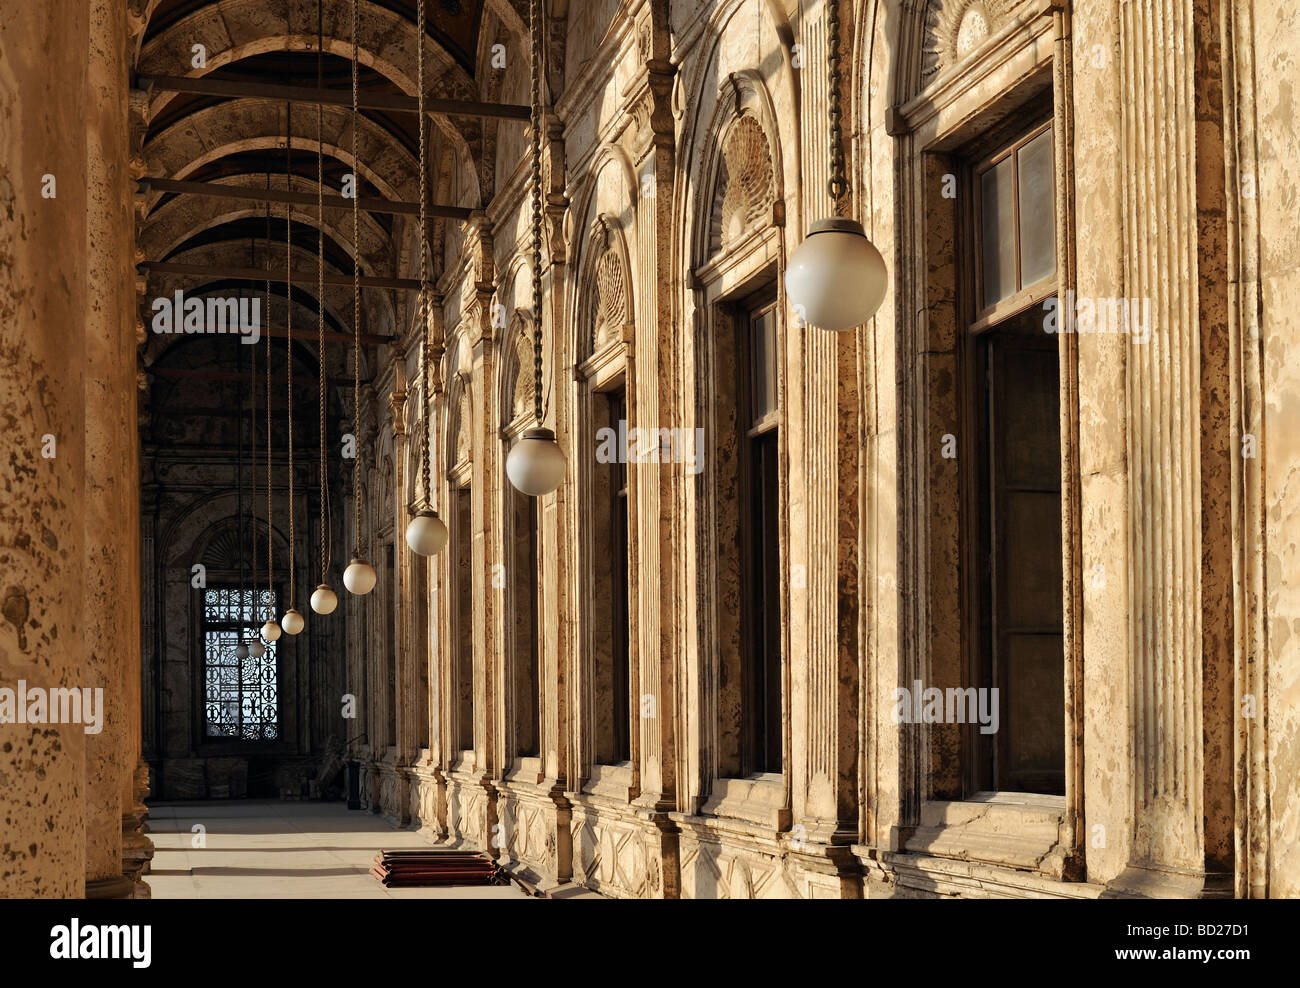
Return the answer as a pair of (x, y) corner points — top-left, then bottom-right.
(736, 289), (782, 778)
(960, 116), (1065, 799)
(971, 120), (1056, 325)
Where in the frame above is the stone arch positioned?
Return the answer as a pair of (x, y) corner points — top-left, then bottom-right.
(136, 2), (483, 206)
(142, 101), (422, 203)
(166, 494), (293, 576)
(563, 143), (637, 369)
(674, 11), (792, 272)
(141, 239), (358, 346)
(140, 189), (390, 277)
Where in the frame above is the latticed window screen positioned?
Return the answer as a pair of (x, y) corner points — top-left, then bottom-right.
(202, 587), (278, 740)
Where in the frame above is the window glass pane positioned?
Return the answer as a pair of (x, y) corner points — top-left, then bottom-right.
(980, 156), (1017, 306)
(751, 308), (777, 420)
(203, 586), (278, 740)
(1017, 128), (1056, 287)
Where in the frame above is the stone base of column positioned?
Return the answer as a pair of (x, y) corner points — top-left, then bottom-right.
(493, 779), (572, 889)
(1102, 862), (1234, 899)
(443, 771), (499, 854)
(86, 875), (138, 899)
(121, 759), (154, 896)
(570, 798), (678, 898)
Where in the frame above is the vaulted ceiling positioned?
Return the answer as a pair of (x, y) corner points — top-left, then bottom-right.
(133, 0), (538, 435)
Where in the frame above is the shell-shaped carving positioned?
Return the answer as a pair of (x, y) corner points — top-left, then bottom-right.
(456, 388), (472, 465)
(201, 521), (263, 571)
(593, 249), (628, 349)
(921, 0), (1015, 82)
(411, 419), (428, 503)
(711, 115), (774, 255)
(510, 328), (536, 423)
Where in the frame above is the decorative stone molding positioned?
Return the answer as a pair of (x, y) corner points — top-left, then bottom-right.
(920, 0), (1018, 82)
(710, 115), (775, 255)
(544, 119), (570, 265)
(507, 325), (536, 425)
(453, 381), (473, 469)
(591, 247), (629, 352)
(625, 61), (677, 162)
(388, 390), (408, 439)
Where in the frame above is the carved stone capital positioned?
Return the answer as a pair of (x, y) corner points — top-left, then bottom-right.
(626, 61), (677, 162)
(388, 390), (408, 438)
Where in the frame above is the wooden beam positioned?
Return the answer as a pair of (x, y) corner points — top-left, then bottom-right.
(140, 260), (423, 292)
(139, 74), (531, 121)
(140, 176), (473, 221)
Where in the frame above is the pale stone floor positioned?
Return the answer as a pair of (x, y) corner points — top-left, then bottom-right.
(146, 799), (527, 899)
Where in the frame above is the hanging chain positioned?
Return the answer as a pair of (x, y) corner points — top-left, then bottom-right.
(351, 0), (363, 557)
(250, 276), (258, 622)
(237, 328), (244, 616)
(285, 104), (296, 609)
(418, 0), (432, 506)
(530, 0), (543, 425)
(318, 10), (329, 581)
(826, 0), (847, 204)
(265, 193), (273, 620)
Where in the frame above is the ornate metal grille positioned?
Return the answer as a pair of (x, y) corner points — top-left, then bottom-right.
(202, 586), (279, 740)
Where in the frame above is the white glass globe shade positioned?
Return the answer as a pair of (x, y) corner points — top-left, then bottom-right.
(261, 619), (282, 642)
(281, 608), (305, 635)
(785, 218), (887, 332)
(234, 642), (250, 660)
(248, 639), (266, 658)
(310, 584), (339, 615)
(343, 557), (377, 595)
(405, 510), (448, 557)
(506, 427), (567, 497)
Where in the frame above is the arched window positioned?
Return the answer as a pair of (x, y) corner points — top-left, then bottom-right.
(576, 219), (634, 770)
(502, 315), (541, 758)
(696, 109), (784, 780)
(447, 374), (475, 756)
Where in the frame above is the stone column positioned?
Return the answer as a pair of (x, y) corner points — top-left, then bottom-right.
(787, 0), (860, 889)
(621, 9), (681, 897)
(1102, 0), (1234, 898)
(388, 385), (408, 765)
(463, 217), (499, 838)
(0, 0), (91, 898)
(84, 0), (144, 900)
(541, 118), (573, 880)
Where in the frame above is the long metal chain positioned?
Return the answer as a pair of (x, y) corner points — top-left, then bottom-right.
(265, 193), (273, 618)
(530, 0), (543, 424)
(237, 323), (244, 610)
(352, 0), (363, 554)
(826, 0), (847, 203)
(318, 1), (329, 580)
(418, 0), (432, 504)
(285, 104), (296, 609)
(250, 274), (257, 619)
